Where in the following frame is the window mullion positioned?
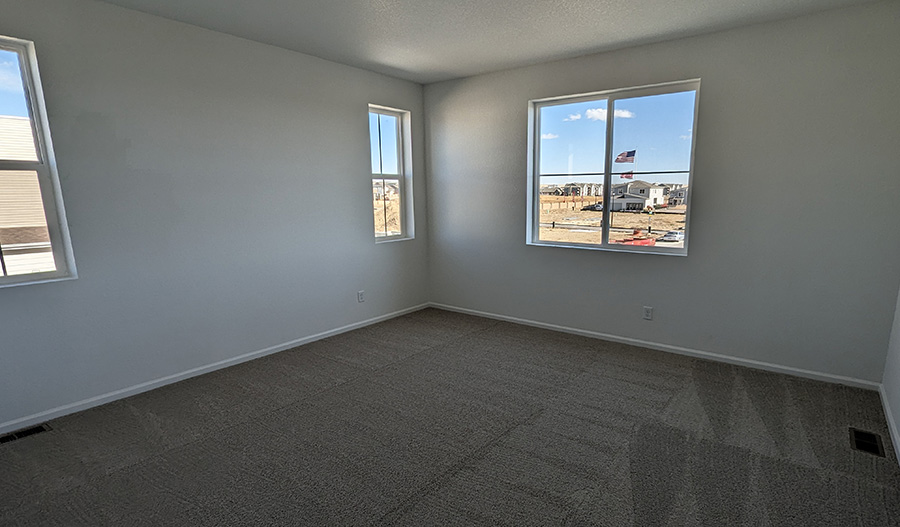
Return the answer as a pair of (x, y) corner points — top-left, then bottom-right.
(532, 104), (542, 242)
(0, 242), (8, 276)
(601, 97), (615, 246)
(376, 115), (384, 175)
(395, 115), (403, 235)
(0, 160), (44, 171)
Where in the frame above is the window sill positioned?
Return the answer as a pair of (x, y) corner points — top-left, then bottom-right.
(526, 239), (686, 256)
(375, 235), (414, 244)
(0, 272), (77, 289)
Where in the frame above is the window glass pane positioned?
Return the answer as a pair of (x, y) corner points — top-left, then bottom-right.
(538, 99), (607, 177)
(369, 112), (400, 176)
(537, 177), (603, 245)
(537, 98), (607, 246)
(0, 170), (55, 276)
(373, 179), (387, 237)
(382, 178), (401, 236)
(373, 178), (401, 238)
(608, 90), (693, 248)
(369, 112), (400, 177)
(373, 178), (402, 237)
(368, 112), (381, 174)
(378, 114), (399, 176)
(610, 91), (695, 173)
(0, 49), (38, 162)
(608, 173), (686, 247)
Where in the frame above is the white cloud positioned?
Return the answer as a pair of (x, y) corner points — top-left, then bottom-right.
(0, 62), (24, 93)
(680, 129), (693, 140)
(541, 133), (559, 140)
(563, 113), (581, 122)
(585, 108), (635, 121)
(585, 108), (606, 121)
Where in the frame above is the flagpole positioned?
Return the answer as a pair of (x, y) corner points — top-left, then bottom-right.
(635, 151), (653, 233)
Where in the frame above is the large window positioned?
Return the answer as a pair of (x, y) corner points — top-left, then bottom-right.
(368, 105), (413, 240)
(0, 35), (75, 286)
(527, 80), (699, 255)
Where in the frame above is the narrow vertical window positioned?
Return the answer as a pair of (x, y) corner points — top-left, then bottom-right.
(0, 35), (75, 286)
(368, 105), (412, 240)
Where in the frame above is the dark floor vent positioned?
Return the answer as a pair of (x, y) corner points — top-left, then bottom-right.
(0, 424), (51, 445)
(849, 428), (885, 457)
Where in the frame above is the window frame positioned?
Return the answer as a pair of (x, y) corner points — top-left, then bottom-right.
(368, 104), (414, 242)
(526, 79), (700, 256)
(0, 35), (76, 287)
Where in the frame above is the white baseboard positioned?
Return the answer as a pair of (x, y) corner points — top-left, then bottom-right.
(429, 302), (882, 391)
(0, 303), (429, 436)
(3, 301), (889, 445)
(880, 384), (900, 465)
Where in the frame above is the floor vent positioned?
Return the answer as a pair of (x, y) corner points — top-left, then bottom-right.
(849, 428), (885, 457)
(0, 424), (52, 445)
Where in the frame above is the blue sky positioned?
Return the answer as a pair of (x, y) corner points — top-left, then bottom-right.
(0, 49), (30, 118)
(539, 90), (696, 185)
(369, 112), (399, 176)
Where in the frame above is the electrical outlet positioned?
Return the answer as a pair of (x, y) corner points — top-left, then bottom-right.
(357, 290), (365, 303)
(642, 306), (653, 320)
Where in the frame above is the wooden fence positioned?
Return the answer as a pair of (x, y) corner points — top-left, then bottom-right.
(540, 196), (600, 211)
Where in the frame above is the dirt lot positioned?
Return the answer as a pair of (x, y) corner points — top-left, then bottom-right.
(539, 201), (686, 246)
(0, 226), (50, 245)
(374, 197), (402, 236)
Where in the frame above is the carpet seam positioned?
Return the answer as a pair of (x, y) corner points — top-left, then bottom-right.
(374, 407), (547, 525)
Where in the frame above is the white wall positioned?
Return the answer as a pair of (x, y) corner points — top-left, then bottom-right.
(424, 1), (900, 383)
(884, 285), (900, 458)
(0, 0), (428, 430)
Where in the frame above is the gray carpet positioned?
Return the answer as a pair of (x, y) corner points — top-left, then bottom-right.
(2, 308), (899, 526)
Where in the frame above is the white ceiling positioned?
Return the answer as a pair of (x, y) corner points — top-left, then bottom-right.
(98, 0), (876, 84)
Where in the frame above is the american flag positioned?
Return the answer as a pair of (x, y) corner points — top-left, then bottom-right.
(615, 150), (636, 163)
(621, 171), (633, 179)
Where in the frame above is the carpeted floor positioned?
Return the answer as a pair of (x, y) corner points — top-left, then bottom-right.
(2, 308), (899, 526)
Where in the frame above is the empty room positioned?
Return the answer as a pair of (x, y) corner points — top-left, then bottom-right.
(2, 0), (900, 524)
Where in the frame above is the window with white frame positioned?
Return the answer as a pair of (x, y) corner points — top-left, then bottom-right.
(527, 79), (699, 255)
(0, 35), (75, 286)
(368, 105), (413, 240)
